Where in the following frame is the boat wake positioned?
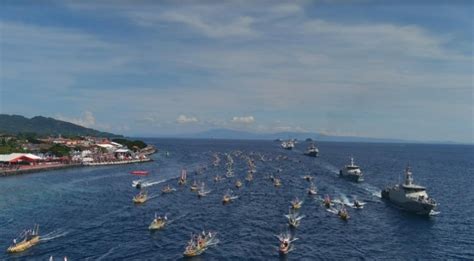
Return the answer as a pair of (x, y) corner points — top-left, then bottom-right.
(40, 229), (69, 242)
(143, 179), (167, 188)
(429, 210), (441, 216)
(358, 183), (382, 198)
(326, 208), (339, 215)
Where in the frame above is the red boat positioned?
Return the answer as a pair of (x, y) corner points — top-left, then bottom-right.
(131, 170), (149, 176)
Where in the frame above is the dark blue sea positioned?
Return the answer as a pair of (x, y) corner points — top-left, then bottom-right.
(1, 139), (473, 260)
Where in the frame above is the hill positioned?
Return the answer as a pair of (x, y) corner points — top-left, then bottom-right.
(0, 114), (120, 137)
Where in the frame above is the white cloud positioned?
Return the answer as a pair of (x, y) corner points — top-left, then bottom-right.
(231, 116), (255, 124)
(176, 114), (199, 124)
(56, 111), (96, 128)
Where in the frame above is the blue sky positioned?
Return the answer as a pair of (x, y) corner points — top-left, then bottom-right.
(0, 0), (472, 142)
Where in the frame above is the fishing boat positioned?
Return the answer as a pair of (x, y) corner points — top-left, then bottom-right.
(285, 210), (305, 228)
(338, 206), (350, 221)
(353, 199), (364, 209)
(290, 197), (303, 210)
(281, 140), (295, 150)
(307, 182), (317, 195)
(273, 178), (282, 187)
(214, 175), (223, 182)
(324, 195), (332, 208)
(276, 231), (297, 255)
(161, 184), (176, 194)
(303, 175), (313, 182)
(183, 231), (219, 257)
(7, 225), (40, 253)
(131, 170), (149, 176)
(304, 142), (319, 157)
(132, 179), (144, 189)
(149, 213), (167, 230)
(178, 168), (187, 185)
(133, 190), (148, 204)
(235, 180), (243, 188)
(190, 180), (199, 191)
(245, 171), (254, 182)
(225, 166), (234, 178)
(197, 183), (211, 198)
(222, 189), (237, 204)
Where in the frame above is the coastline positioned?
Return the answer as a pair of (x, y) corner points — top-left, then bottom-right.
(1, 157), (154, 177)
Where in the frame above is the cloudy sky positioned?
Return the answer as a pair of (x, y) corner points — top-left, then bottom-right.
(0, 1), (472, 142)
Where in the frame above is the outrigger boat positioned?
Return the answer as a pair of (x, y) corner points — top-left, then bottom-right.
(133, 189), (148, 204)
(190, 180), (199, 191)
(197, 183), (211, 198)
(307, 182), (317, 195)
(7, 224), (40, 253)
(235, 180), (243, 189)
(245, 172), (254, 182)
(338, 206), (350, 221)
(222, 189), (238, 204)
(276, 231), (297, 255)
(183, 231), (219, 257)
(290, 197), (303, 210)
(178, 168), (187, 185)
(132, 179), (144, 189)
(285, 210), (305, 228)
(161, 184), (176, 194)
(273, 178), (282, 187)
(149, 213), (167, 230)
(324, 195), (332, 208)
(214, 175), (223, 182)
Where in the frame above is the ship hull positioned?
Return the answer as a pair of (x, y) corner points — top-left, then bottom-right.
(382, 189), (435, 215)
(304, 151), (318, 157)
(339, 171), (363, 182)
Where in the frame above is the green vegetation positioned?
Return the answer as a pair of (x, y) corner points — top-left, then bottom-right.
(112, 138), (147, 151)
(0, 114), (121, 137)
(42, 144), (71, 157)
(0, 137), (24, 154)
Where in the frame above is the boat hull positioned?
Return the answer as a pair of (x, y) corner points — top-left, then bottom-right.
(7, 236), (40, 253)
(339, 171), (364, 182)
(382, 189), (436, 215)
(304, 151), (318, 157)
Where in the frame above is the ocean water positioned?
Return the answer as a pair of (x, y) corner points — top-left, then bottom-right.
(0, 139), (473, 260)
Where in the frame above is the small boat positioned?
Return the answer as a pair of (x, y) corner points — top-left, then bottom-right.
(245, 172), (254, 182)
(281, 140), (295, 150)
(324, 195), (331, 208)
(190, 180), (199, 191)
(353, 199), (363, 209)
(197, 183), (211, 198)
(178, 168), (187, 185)
(225, 166), (234, 178)
(131, 170), (149, 176)
(290, 197), (303, 209)
(214, 175), (223, 182)
(235, 180), (242, 189)
(133, 190), (148, 204)
(276, 231), (297, 255)
(307, 182), (317, 195)
(304, 142), (319, 157)
(303, 175), (313, 182)
(7, 225), (40, 253)
(161, 184), (176, 194)
(222, 189), (237, 204)
(183, 231), (219, 257)
(285, 210), (305, 228)
(132, 179), (143, 189)
(273, 178), (282, 187)
(338, 206), (350, 221)
(149, 213), (167, 230)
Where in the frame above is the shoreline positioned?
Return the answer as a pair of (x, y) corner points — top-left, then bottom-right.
(0, 158), (153, 177)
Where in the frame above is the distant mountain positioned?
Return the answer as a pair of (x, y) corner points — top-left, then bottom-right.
(180, 128), (411, 143)
(0, 114), (121, 137)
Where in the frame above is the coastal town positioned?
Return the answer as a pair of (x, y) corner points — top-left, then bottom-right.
(0, 134), (156, 176)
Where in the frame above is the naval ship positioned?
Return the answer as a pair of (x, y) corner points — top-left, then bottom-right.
(381, 166), (437, 215)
